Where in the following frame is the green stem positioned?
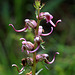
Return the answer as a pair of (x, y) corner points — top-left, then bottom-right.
(32, 8), (40, 75)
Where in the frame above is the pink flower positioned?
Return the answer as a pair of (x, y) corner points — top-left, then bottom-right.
(27, 42), (40, 54)
(38, 26), (53, 36)
(38, 12), (61, 27)
(25, 19), (37, 28)
(36, 54), (49, 62)
(20, 38), (40, 54)
(9, 19), (37, 32)
(45, 52), (59, 64)
(36, 52), (59, 64)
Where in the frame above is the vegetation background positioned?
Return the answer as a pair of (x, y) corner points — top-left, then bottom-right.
(0, 0), (75, 75)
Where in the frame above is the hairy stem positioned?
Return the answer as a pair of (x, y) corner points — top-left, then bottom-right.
(32, 8), (40, 75)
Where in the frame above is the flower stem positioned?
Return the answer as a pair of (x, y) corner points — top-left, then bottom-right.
(32, 8), (40, 75)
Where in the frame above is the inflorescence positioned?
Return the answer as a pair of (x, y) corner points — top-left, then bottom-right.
(9, 0), (61, 75)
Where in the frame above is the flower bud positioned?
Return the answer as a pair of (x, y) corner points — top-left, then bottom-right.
(34, 36), (43, 43)
(21, 57), (33, 66)
(38, 26), (43, 36)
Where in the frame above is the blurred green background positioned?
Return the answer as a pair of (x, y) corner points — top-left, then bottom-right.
(0, 0), (75, 75)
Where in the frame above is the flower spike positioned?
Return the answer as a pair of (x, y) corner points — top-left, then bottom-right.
(9, 24), (28, 32)
(41, 27), (53, 36)
(12, 64), (25, 74)
(45, 52), (59, 64)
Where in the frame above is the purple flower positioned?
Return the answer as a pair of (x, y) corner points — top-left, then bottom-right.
(36, 54), (49, 62)
(20, 38), (34, 52)
(38, 26), (53, 36)
(20, 38), (40, 54)
(36, 52), (59, 64)
(27, 42), (40, 54)
(9, 19), (37, 32)
(38, 12), (61, 27)
(25, 19), (37, 28)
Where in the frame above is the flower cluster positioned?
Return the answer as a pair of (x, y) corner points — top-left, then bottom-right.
(10, 0), (61, 75)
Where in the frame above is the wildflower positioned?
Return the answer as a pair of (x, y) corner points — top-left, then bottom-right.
(36, 52), (59, 64)
(36, 54), (49, 62)
(25, 19), (37, 28)
(38, 12), (61, 27)
(20, 38), (40, 54)
(38, 26), (53, 36)
(9, 19), (37, 32)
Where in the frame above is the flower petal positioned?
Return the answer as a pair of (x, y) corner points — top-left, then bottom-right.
(45, 52), (59, 64)
(9, 24), (28, 32)
(49, 19), (61, 27)
(27, 43), (40, 54)
(20, 38), (26, 41)
(12, 64), (25, 73)
(44, 12), (53, 23)
(38, 26), (43, 36)
(41, 27), (53, 36)
(21, 45), (26, 52)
